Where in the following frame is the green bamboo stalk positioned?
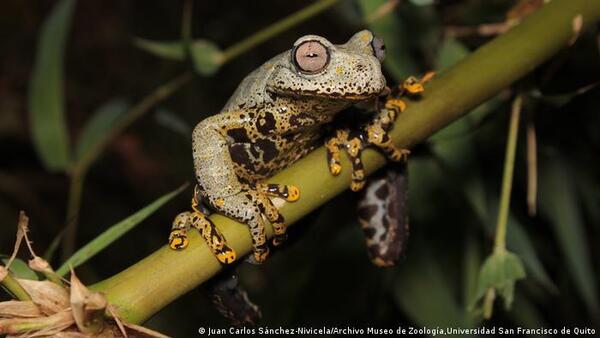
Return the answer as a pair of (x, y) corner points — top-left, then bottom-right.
(92, 0), (600, 324)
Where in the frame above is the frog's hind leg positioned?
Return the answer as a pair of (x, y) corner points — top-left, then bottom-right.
(357, 163), (410, 267)
(169, 190), (237, 264)
(208, 270), (261, 327)
(189, 210), (237, 264)
(253, 182), (300, 246)
(169, 212), (192, 250)
(252, 192), (288, 246)
(255, 183), (300, 202)
(205, 191), (271, 264)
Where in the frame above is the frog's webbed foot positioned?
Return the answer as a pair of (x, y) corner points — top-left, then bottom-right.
(325, 108), (406, 192)
(254, 183), (299, 247)
(326, 129), (368, 191)
(326, 72), (434, 192)
(168, 190), (237, 264)
(204, 182), (299, 264)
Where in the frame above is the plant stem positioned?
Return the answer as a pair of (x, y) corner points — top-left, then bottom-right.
(0, 272), (32, 301)
(526, 112), (538, 216)
(61, 72), (193, 260)
(494, 95), (522, 254)
(220, 0), (339, 63)
(91, 0), (600, 324)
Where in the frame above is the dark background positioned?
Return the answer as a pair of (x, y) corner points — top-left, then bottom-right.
(1, 0), (599, 336)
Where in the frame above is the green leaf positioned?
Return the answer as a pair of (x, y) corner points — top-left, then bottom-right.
(75, 98), (129, 160)
(505, 214), (557, 293)
(133, 38), (186, 61)
(134, 38), (223, 75)
(409, 0), (434, 5)
(474, 250), (526, 310)
(56, 184), (187, 276)
(538, 155), (600, 316)
(28, 0), (76, 171)
(154, 108), (191, 137)
(189, 39), (223, 76)
(0, 257), (39, 281)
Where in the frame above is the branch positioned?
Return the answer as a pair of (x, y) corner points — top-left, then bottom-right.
(91, 0), (600, 324)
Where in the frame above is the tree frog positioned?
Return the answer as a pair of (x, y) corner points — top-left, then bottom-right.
(168, 30), (431, 265)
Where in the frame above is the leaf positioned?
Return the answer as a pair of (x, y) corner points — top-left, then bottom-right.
(408, 0), (434, 5)
(28, 0), (76, 171)
(189, 39), (223, 76)
(0, 257), (39, 281)
(133, 38), (186, 61)
(474, 250), (526, 310)
(154, 108), (191, 137)
(504, 214), (557, 293)
(538, 155), (600, 316)
(75, 98), (129, 160)
(56, 184), (187, 276)
(134, 38), (223, 75)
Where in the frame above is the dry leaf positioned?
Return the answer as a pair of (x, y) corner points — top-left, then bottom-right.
(70, 271), (108, 334)
(17, 279), (69, 315)
(0, 300), (42, 318)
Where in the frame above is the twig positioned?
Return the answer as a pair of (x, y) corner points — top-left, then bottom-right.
(494, 95), (522, 254)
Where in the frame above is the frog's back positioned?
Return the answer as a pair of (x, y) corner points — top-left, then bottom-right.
(221, 53), (285, 113)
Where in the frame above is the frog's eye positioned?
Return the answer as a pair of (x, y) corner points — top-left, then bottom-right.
(371, 36), (386, 62)
(293, 40), (330, 74)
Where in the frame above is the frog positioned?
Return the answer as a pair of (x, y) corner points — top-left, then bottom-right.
(168, 30), (432, 265)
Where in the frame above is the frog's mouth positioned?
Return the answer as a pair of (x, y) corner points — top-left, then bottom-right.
(267, 86), (386, 103)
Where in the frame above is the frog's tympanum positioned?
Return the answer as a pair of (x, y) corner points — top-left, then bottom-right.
(168, 30), (432, 266)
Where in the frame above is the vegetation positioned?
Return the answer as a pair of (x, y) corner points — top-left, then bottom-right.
(1, 0), (599, 335)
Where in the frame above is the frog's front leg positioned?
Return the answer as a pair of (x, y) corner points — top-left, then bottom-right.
(192, 115), (298, 263)
(325, 102), (407, 192)
(326, 73), (433, 191)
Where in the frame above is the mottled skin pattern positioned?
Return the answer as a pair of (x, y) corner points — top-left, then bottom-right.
(190, 30), (387, 263)
(168, 30), (433, 326)
(357, 163), (409, 267)
(169, 29), (432, 265)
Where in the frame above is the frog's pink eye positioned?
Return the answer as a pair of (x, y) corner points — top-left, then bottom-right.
(293, 40), (329, 74)
(371, 36), (386, 62)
